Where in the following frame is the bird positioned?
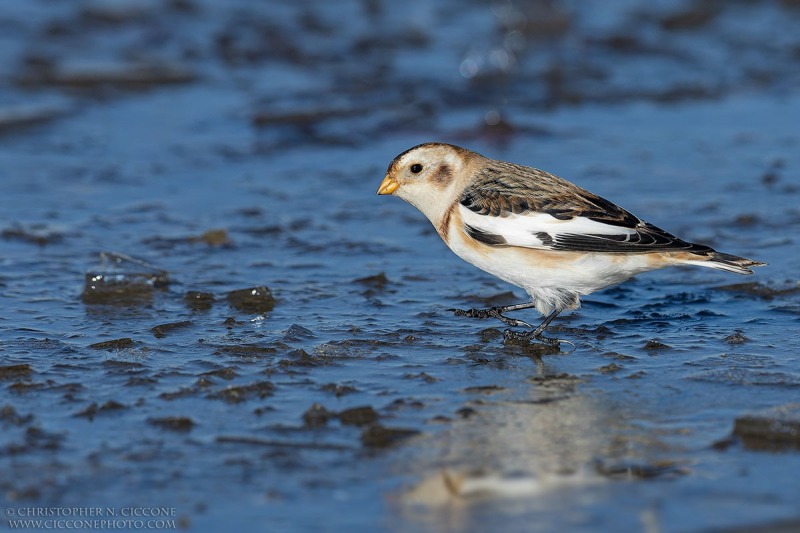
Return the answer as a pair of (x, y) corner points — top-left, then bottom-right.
(376, 142), (766, 345)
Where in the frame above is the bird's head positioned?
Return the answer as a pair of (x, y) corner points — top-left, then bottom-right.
(377, 142), (473, 224)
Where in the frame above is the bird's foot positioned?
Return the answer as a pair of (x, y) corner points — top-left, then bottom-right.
(449, 307), (533, 329)
(502, 329), (574, 350)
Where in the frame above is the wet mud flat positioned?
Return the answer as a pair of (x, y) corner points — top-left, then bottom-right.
(1, 0), (800, 531)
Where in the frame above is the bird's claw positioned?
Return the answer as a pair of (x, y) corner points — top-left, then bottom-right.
(502, 329), (571, 349)
(449, 307), (533, 329)
(504, 317), (533, 329)
(449, 308), (489, 319)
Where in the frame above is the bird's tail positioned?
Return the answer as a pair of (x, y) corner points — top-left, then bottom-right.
(679, 251), (767, 275)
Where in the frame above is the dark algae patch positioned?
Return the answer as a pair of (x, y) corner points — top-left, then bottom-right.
(302, 404), (380, 428)
(213, 344), (277, 358)
(361, 425), (420, 449)
(185, 291), (215, 311)
(0, 364), (33, 380)
(733, 404), (800, 451)
(81, 253), (169, 305)
(88, 338), (135, 350)
(1, 224), (64, 246)
(151, 320), (193, 338)
(226, 286), (276, 314)
(74, 401), (127, 420)
(0, 405), (34, 426)
(715, 282), (800, 300)
(302, 403), (334, 428)
(207, 381), (275, 404)
(148, 416), (196, 432)
(339, 406), (379, 427)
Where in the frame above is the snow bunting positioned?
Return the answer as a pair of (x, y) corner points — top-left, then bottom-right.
(377, 142), (766, 344)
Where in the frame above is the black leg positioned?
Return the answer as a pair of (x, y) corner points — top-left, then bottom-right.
(532, 308), (561, 336)
(449, 301), (539, 329)
(503, 309), (563, 345)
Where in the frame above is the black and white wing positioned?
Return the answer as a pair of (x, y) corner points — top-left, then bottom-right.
(458, 164), (713, 255)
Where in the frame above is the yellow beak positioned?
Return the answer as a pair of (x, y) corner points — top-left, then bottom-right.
(376, 175), (399, 195)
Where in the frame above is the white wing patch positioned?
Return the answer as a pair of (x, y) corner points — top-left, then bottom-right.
(459, 203), (637, 250)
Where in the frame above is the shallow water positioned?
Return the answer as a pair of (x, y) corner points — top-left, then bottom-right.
(1, 1), (799, 531)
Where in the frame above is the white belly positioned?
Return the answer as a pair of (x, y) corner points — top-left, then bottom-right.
(446, 225), (664, 314)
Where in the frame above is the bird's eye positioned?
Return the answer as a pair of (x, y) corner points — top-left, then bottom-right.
(410, 163), (423, 174)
